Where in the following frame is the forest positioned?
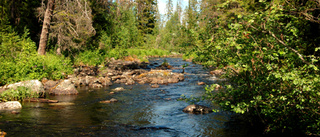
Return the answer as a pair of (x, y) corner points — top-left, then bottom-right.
(0, 0), (320, 136)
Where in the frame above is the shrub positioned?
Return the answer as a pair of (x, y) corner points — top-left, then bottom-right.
(74, 50), (105, 66)
(0, 28), (73, 85)
(0, 86), (38, 102)
(199, 1), (320, 135)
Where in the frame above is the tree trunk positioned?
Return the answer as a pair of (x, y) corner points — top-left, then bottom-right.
(38, 0), (55, 55)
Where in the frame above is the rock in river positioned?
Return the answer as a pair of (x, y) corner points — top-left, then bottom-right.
(0, 101), (22, 110)
(183, 104), (212, 114)
(49, 80), (78, 95)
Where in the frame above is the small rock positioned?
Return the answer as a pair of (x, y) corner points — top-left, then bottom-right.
(0, 101), (22, 110)
(151, 84), (159, 88)
(197, 82), (206, 85)
(109, 98), (118, 102)
(47, 100), (59, 103)
(49, 102), (75, 106)
(11, 111), (20, 114)
(113, 87), (125, 92)
(90, 83), (103, 88)
(37, 99), (59, 103)
(183, 104), (212, 114)
(100, 98), (118, 103)
(109, 92), (115, 94)
(100, 100), (111, 103)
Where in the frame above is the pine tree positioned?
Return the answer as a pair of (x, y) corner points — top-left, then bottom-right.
(136, 0), (157, 36)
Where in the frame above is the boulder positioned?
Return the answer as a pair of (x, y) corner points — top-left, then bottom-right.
(183, 104), (212, 114)
(6, 80), (45, 97)
(125, 78), (135, 85)
(49, 80), (78, 95)
(43, 80), (59, 91)
(0, 101), (22, 110)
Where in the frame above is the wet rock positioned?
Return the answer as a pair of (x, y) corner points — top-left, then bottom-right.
(151, 84), (159, 88)
(11, 110), (20, 114)
(49, 102), (75, 106)
(125, 78), (135, 85)
(85, 76), (96, 86)
(113, 87), (125, 92)
(91, 83), (103, 88)
(183, 104), (212, 114)
(5, 80), (45, 97)
(0, 101), (22, 110)
(100, 98), (118, 103)
(25, 98), (59, 103)
(99, 77), (112, 87)
(109, 98), (118, 102)
(49, 80), (78, 95)
(197, 82), (206, 85)
(168, 78), (179, 83)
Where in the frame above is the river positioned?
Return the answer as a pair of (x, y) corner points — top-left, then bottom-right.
(0, 58), (261, 137)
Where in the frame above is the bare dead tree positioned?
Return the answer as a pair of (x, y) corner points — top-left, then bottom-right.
(38, 0), (95, 55)
(38, 0), (55, 55)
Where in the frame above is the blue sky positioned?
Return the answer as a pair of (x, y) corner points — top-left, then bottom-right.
(158, 0), (188, 15)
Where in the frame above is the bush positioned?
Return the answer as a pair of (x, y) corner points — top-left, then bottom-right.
(199, 1), (320, 135)
(0, 28), (73, 85)
(0, 86), (38, 102)
(74, 50), (105, 66)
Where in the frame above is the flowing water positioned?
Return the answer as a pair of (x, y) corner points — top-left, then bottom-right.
(0, 58), (261, 137)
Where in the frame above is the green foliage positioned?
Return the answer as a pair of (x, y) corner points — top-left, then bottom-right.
(106, 48), (129, 60)
(0, 28), (73, 85)
(0, 86), (38, 102)
(191, 0), (320, 135)
(74, 50), (105, 66)
(136, 0), (157, 36)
